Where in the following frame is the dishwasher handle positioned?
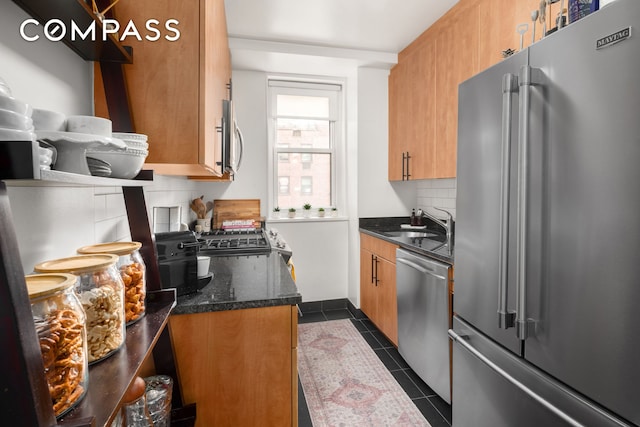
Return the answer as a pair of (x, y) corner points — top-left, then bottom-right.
(396, 256), (447, 280)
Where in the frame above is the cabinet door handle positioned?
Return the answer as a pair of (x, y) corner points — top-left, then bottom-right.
(371, 254), (375, 283)
(406, 152), (411, 180)
(374, 256), (380, 286)
(402, 152), (406, 180)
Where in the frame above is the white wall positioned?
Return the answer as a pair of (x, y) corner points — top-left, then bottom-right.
(0, 2), (92, 115)
(272, 220), (349, 302)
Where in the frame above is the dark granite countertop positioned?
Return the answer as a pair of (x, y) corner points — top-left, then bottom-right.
(359, 216), (454, 265)
(172, 252), (301, 315)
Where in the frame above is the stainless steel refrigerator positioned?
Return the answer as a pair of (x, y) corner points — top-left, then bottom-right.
(451, 1), (640, 425)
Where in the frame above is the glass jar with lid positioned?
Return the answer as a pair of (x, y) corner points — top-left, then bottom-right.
(77, 242), (147, 325)
(34, 254), (126, 364)
(25, 273), (89, 418)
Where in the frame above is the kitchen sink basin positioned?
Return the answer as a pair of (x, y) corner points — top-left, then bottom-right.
(384, 231), (439, 238)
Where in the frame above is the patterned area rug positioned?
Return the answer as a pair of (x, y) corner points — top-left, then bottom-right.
(298, 319), (431, 426)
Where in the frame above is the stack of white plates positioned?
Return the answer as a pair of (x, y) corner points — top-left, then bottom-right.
(86, 156), (112, 177)
(0, 78), (35, 142)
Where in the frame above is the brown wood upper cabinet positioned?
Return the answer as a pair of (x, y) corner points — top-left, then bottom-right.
(95, 0), (231, 178)
(388, 0), (549, 181)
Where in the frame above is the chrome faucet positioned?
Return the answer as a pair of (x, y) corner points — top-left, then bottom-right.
(416, 207), (454, 252)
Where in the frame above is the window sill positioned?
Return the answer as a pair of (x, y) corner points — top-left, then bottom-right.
(267, 215), (348, 224)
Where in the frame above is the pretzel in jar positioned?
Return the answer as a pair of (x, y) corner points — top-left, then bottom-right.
(120, 261), (146, 323)
(36, 309), (87, 416)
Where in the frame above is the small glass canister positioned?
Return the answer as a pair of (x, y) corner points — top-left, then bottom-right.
(77, 242), (147, 325)
(34, 254), (126, 364)
(25, 273), (89, 418)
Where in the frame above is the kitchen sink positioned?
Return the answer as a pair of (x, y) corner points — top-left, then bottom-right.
(384, 231), (439, 238)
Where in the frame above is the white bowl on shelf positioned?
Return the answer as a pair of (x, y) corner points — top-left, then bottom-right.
(32, 109), (66, 131)
(112, 132), (147, 142)
(112, 132), (149, 150)
(0, 109), (33, 131)
(66, 115), (112, 137)
(85, 148), (148, 179)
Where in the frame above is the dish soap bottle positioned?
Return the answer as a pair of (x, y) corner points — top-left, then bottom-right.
(410, 209), (417, 226)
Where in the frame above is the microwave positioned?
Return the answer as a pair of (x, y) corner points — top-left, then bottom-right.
(221, 99), (244, 175)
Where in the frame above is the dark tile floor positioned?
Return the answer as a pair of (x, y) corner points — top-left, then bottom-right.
(297, 301), (452, 427)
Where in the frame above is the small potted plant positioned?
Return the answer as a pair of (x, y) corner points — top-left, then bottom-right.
(317, 207), (325, 217)
(330, 207), (338, 217)
(288, 207), (296, 218)
(273, 206), (280, 219)
(303, 203), (312, 218)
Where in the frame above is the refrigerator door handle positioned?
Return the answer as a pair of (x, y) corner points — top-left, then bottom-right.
(497, 73), (519, 330)
(448, 329), (585, 427)
(515, 65), (544, 340)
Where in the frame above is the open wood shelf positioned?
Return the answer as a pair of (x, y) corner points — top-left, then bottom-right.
(57, 289), (176, 426)
(11, 0), (133, 63)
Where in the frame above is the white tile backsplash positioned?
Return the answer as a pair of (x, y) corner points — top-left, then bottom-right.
(415, 178), (457, 220)
(6, 174), (210, 273)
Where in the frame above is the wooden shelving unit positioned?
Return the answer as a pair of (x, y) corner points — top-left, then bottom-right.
(2, 1), (196, 424)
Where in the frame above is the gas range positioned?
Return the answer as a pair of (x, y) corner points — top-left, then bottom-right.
(198, 228), (271, 256)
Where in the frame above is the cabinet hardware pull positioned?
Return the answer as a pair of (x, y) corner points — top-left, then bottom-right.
(374, 257), (380, 286)
(371, 254), (375, 283)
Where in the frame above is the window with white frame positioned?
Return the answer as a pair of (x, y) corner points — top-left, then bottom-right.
(268, 80), (341, 212)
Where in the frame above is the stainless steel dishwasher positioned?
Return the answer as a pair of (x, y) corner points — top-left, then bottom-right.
(396, 248), (451, 403)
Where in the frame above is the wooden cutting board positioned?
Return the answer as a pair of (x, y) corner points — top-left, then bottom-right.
(212, 199), (261, 229)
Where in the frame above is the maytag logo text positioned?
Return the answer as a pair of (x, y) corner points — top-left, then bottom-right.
(20, 18), (180, 42)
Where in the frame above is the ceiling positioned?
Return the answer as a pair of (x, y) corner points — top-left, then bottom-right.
(224, 0), (459, 74)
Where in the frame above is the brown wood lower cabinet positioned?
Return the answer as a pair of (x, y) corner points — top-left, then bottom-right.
(360, 233), (399, 346)
(169, 305), (298, 426)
